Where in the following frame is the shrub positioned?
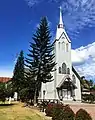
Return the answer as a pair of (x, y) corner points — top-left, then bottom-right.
(38, 101), (49, 112)
(82, 94), (95, 103)
(52, 103), (65, 120)
(63, 105), (75, 120)
(45, 103), (54, 116)
(45, 103), (64, 117)
(75, 109), (92, 120)
(52, 107), (64, 120)
(42, 101), (48, 109)
(45, 103), (75, 120)
(52, 104), (75, 120)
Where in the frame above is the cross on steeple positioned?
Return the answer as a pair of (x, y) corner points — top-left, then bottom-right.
(58, 6), (64, 28)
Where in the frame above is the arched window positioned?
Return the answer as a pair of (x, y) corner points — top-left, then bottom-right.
(66, 43), (69, 52)
(62, 42), (65, 50)
(72, 74), (76, 83)
(59, 67), (61, 74)
(67, 68), (70, 74)
(58, 42), (60, 49)
(62, 63), (66, 74)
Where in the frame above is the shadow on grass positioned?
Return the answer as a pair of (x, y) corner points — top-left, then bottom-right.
(0, 102), (18, 109)
(0, 103), (15, 106)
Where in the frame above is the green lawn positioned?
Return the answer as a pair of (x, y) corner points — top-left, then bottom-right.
(0, 102), (47, 120)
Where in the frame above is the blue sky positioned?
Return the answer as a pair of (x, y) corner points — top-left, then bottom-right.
(0, 0), (95, 81)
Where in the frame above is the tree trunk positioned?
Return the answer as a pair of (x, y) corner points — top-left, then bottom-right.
(34, 88), (37, 106)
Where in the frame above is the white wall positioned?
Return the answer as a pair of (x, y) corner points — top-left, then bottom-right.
(72, 71), (81, 101)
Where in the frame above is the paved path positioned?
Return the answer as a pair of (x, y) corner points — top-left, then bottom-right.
(66, 103), (95, 120)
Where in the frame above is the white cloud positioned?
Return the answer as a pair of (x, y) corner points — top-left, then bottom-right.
(72, 42), (95, 80)
(72, 42), (95, 65)
(60, 0), (95, 37)
(24, 0), (57, 7)
(24, 0), (40, 7)
(75, 62), (95, 80)
(24, 0), (95, 39)
(71, 50), (85, 65)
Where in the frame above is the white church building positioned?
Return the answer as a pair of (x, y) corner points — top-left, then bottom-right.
(40, 7), (81, 102)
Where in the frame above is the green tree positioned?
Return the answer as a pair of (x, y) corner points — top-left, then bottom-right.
(0, 82), (7, 103)
(25, 17), (56, 104)
(19, 75), (35, 104)
(12, 50), (25, 98)
(89, 80), (93, 88)
(6, 81), (13, 98)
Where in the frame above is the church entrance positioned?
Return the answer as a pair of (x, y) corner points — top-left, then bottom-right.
(58, 88), (74, 100)
(57, 78), (76, 101)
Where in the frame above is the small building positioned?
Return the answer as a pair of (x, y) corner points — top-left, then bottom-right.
(0, 77), (17, 101)
(0, 77), (11, 83)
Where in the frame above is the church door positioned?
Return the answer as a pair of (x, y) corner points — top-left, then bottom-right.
(58, 89), (72, 100)
(63, 89), (71, 99)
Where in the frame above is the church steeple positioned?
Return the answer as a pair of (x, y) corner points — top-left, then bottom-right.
(58, 6), (64, 28)
(56, 6), (64, 39)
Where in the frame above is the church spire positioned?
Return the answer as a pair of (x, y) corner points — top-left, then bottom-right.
(56, 6), (65, 39)
(58, 6), (64, 28)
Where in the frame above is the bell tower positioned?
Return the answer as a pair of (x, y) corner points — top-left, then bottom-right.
(54, 7), (72, 86)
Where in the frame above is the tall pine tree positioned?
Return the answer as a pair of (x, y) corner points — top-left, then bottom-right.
(25, 17), (56, 104)
(12, 50), (25, 95)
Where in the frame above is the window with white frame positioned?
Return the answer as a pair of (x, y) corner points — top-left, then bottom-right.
(67, 68), (70, 74)
(66, 43), (69, 52)
(62, 63), (67, 74)
(72, 74), (76, 83)
(59, 67), (61, 73)
(62, 42), (65, 50)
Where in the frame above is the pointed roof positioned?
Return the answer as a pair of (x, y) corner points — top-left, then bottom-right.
(72, 66), (81, 81)
(54, 7), (71, 42)
(56, 74), (77, 89)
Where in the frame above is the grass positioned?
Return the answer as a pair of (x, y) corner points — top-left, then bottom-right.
(0, 102), (47, 120)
